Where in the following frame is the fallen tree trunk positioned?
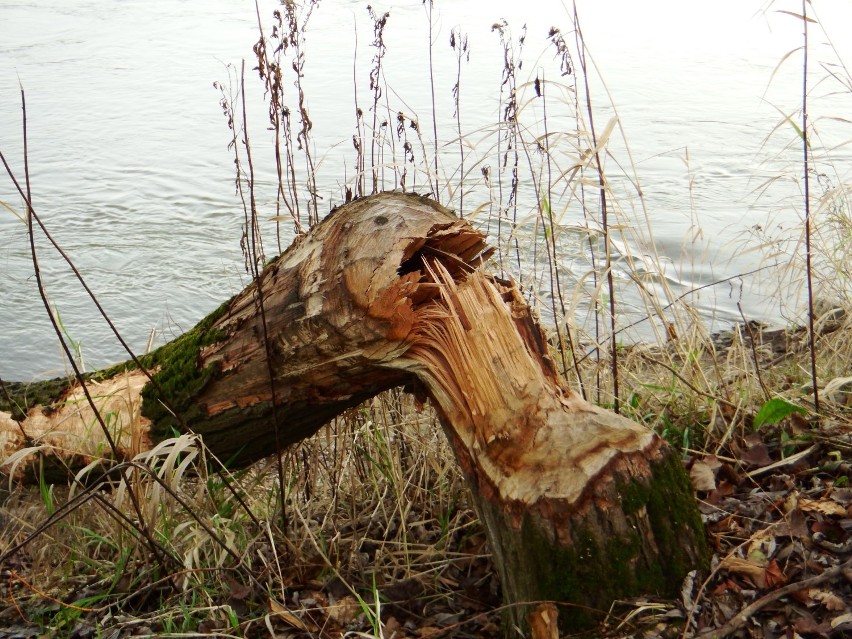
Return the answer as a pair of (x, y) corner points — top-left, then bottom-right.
(2, 193), (470, 475)
(0, 191), (708, 634)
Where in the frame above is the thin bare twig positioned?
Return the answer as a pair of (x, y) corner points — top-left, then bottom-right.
(5, 90), (179, 586)
(737, 302), (771, 400)
(573, 5), (619, 412)
(239, 61), (289, 533)
(424, 0), (439, 202)
(801, 0), (820, 413)
(695, 555), (852, 639)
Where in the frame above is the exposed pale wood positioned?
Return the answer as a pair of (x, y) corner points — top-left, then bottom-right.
(395, 266), (657, 508)
(1, 371), (150, 480)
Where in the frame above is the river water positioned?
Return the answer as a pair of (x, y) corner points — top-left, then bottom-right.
(1, 0), (851, 380)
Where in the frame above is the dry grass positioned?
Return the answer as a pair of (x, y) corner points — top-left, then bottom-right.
(2, 319), (849, 637)
(1, 391), (495, 637)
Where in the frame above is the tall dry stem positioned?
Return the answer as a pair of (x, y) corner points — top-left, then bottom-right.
(367, 6), (389, 195)
(491, 21), (525, 278)
(424, 0), (440, 201)
(450, 27), (469, 216)
(800, 0), (820, 412)
(573, 3), (620, 412)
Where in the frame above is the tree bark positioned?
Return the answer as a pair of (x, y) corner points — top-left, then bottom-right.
(0, 191), (708, 634)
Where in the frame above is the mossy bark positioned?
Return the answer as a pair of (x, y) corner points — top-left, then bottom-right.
(475, 447), (709, 632)
(0, 377), (77, 422)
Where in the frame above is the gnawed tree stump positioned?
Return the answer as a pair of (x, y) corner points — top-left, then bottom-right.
(391, 267), (708, 630)
(0, 191), (708, 634)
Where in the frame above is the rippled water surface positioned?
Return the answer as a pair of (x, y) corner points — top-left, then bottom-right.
(1, 0), (851, 379)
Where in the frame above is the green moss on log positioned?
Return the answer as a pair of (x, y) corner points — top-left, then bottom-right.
(0, 376), (77, 421)
(516, 448), (710, 632)
(0, 300), (233, 431)
(617, 447), (712, 590)
(136, 298), (233, 439)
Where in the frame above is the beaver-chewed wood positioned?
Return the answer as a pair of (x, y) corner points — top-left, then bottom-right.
(1, 191), (708, 635)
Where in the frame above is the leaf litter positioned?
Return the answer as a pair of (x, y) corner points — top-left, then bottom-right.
(1, 324), (851, 638)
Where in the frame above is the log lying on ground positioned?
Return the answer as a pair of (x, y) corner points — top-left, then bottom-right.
(0, 191), (708, 634)
(1, 193), (474, 475)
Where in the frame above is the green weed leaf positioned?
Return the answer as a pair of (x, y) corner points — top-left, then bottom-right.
(753, 398), (806, 430)
(767, 103), (811, 148)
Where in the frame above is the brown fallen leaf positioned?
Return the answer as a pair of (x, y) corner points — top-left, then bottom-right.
(382, 615), (402, 637)
(741, 441), (773, 467)
(223, 573), (252, 601)
(829, 487), (852, 507)
(764, 559), (787, 588)
(778, 506), (810, 540)
(327, 595), (361, 625)
(811, 589), (847, 611)
(712, 577), (742, 595)
(719, 556), (767, 588)
(269, 598), (308, 630)
(707, 479), (736, 505)
(800, 497), (848, 517)
(197, 619), (220, 634)
(690, 460), (717, 492)
(792, 614), (832, 636)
